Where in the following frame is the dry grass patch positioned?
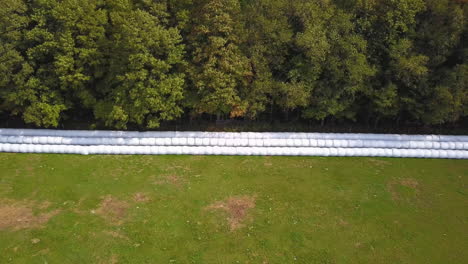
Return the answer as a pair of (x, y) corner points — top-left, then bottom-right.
(133, 193), (150, 203)
(95, 196), (129, 226)
(206, 195), (256, 231)
(98, 254), (119, 264)
(388, 178), (420, 201)
(153, 174), (184, 187)
(0, 199), (60, 231)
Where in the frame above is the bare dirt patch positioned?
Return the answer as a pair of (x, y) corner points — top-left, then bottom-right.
(206, 195), (256, 231)
(95, 196), (129, 226)
(133, 193), (150, 203)
(0, 199), (60, 231)
(387, 178), (420, 201)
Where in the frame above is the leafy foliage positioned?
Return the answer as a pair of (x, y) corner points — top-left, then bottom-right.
(0, 0), (466, 128)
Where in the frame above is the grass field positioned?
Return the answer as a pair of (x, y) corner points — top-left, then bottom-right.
(0, 153), (467, 264)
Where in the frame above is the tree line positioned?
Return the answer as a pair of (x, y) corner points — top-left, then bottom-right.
(1, 0), (467, 129)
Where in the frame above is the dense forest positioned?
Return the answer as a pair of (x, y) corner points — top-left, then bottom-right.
(0, 0), (467, 130)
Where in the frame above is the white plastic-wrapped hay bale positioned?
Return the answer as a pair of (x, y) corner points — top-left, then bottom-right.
(315, 139), (325, 147)
(139, 138), (152, 146)
(328, 148), (338, 156)
(2, 144), (10, 152)
(291, 139), (301, 147)
(205, 138), (216, 146)
(187, 138), (195, 146)
(171, 138), (181, 146)
(217, 138), (226, 146)
(254, 139), (264, 147)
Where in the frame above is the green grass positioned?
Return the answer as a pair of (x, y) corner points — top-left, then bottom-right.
(0, 153), (467, 264)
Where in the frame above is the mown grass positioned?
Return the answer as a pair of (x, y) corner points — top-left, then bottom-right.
(0, 153), (466, 264)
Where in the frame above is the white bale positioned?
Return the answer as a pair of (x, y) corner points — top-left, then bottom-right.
(42, 145), (51, 153)
(240, 139), (248, 147)
(315, 139), (324, 147)
(460, 151), (468, 159)
(324, 140), (332, 147)
(320, 148), (331, 156)
(440, 142), (449, 150)
(345, 148), (355, 156)
(216, 138), (225, 146)
(178, 138), (187, 146)
(4, 144), (13, 152)
(308, 139), (317, 147)
(293, 139), (302, 147)
(174, 146), (183, 155)
(411, 149), (421, 158)
(149, 146), (158, 154)
(257, 147), (267, 156)
(455, 142), (463, 150)
(463, 143), (468, 150)
(300, 139), (309, 147)
(446, 150), (457, 159)
(423, 141), (433, 149)
(187, 138), (195, 146)
(172, 138), (181, 146)
(256, 139), (264, 147)
(159, 147), (168, 155)
(332, 140), (341, 148)
(129, 138), (140, 145)
(329, 148), (338, 156)
(194, 138), (203, 146)
(139, 138), (150, 145)
(356, 140), (365, 148)
(422, 149), (431, 158)
(133, 146), (143, 155)
(448, 142), (456, 150)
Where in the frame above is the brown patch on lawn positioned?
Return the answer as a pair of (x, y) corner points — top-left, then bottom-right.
(38, 201), (52, 210)
(400, 178), (419, 188)
(153, 174), (184, 187)
(0, 199), (60, 231)
(206, 195), (256, 231)
(133, 193), (150, 203)
(109, 255), (119, 264)
(99, 255), (119, 264)
(95, 196), (129, 225)
(338, 219), (349, 227)
(388, 178), (420, 201)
